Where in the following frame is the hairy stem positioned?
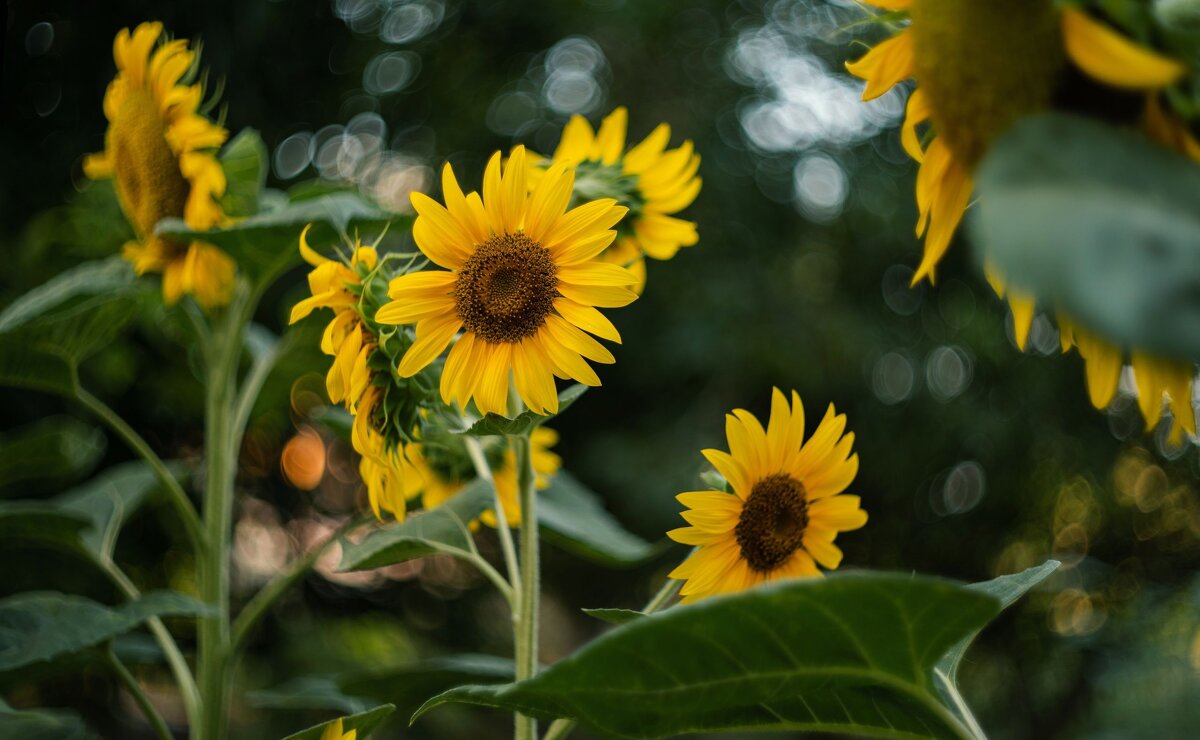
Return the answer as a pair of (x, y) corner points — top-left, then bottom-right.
(463, 435), (521, 597)
(510, 431), (539, 740)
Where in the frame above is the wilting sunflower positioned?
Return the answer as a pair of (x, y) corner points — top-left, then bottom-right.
(403, 427), (561, 527)
(85, 22), (235, 309)
(536, 107), (701, 290)
(846, 1), (1195, 439)
(375, 146), (636, 417)
(668, 389), (866, 603)
(289, 226), (379, 409)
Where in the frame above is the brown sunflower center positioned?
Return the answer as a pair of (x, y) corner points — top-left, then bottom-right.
(908, 0), (1064, 168)
(109, 88), (191, 250)
(735, 473), (809, 572)
(454, 232), (558, 343)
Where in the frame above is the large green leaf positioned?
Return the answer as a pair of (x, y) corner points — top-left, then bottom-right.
(248, 676), (371, 715)
(460, 385), (587, 436)
(282, 704), (395, 740)
(0, 503), (91, 551)
(414, 573), (1000, 739)
(56, 461), (165, 558)
(220, 129), (268, 218)
(0, 700), (97, 740)
(156, 191), (391, 284)
(972, 113), (1200, 360)
(0, 417), (105, 491)
(337, 478), (494, 571)
(0, 257), (136, 334)
(0, 591), (211, 673)
(539, 472), (656, 567)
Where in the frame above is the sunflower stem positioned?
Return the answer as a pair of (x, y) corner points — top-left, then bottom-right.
(511, 428), (539, 740)
(464, 435), (522, 598)
(106, 646), (173, 740)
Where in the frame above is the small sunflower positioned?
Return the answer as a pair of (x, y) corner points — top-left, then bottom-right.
(85, 22), (235, 309)
(403, 427), (561, 527)
(668, 389), (866, 604)
(846, 1), (1195, 439)
(538, 107), (701, 290)
(375, 146), (636, 417)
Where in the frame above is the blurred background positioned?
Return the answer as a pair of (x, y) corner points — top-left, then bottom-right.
(2, 0), (1199, 737)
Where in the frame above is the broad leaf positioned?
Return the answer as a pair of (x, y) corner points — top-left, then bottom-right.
(973, 113), (1200, 360)
(0, 258), (135, 334)
(0, 700), (96, 740)
(156, 192), (391, 284)
(282, 704), (395, 740)
(461, 385), (587, 436)
(0, 417), (105, 490)
(414, 573), (1000, 739)
(0, 503), (91, 551)
(248, 676), (371, 714)
(539, 472), (656, 566)
(581, 608), (645, 625)
(56, 462), (165, 558)
(338, 478), (494, 571)
(220, 129), (268, 217)
(0, 591), (211, 673)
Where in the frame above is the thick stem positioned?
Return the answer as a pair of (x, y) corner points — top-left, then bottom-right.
(511, 431), (539, 740)
(106, 648), (173, 740)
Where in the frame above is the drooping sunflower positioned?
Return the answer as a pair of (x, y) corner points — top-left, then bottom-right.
(668, 389), (866, 604)
(85, 22), (235, 309)
(536, 107), (701, 290)
(375, 146), (636, 417)
(846, 1), (1196, 439)
(352, 385), (409, 521)
(403, 427), (561, 527)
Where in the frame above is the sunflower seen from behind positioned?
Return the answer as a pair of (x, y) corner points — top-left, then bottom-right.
(85, 22), (235, 309)
(538, 107), (701, 290)
(668, 389), (866, 603)
(375, 146), (636, 417)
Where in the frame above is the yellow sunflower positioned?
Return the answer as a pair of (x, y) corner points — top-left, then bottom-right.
(403, 427), (561, 527)
(846, 1), (1196, 439)
(375, 146), (636, 417)
(289, 226), (379, 409)
(537, 107), (701, 290)
(85, 22), (235, 309)
(319, 718), (356, 740)
(668, 389), (866, 604)
(352, 385), (409, 521)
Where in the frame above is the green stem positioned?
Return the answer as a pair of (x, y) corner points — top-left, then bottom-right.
(463, 435), (522, 597)
(75, 387), (205, 552)
(510, 431), (539, 740)
(106, 647), (173, 740)
(100, 559), (201, 731)
(542, 576), (682, 740)
(196, 292), (248, 740)
(229, 515), (368, 655)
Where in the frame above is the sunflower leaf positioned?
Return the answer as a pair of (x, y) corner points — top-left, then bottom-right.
(413, 572), (1000, 739)
(972, 113), (1200, 361)
(539, 471), (657, 566)
(459, 384), (588, 437)
(581, 607), (646, 625)
(0, 700), (97, 740)
(219, 128), (268, 218)
(337, 478), (494, 571)
(281, 703), (396, 740)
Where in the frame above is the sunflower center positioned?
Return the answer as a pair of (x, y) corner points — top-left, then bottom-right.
(454, 232), (558, 344)
(109, 88), (191, 246)
(735, 474), (809, 572)
(908, 0), (1064, 168)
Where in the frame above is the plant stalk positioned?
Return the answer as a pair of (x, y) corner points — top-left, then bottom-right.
(510, 431), (539, 740)
(106, 647), (173, 740)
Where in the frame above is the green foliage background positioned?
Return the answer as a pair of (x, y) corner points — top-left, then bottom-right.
(2, 0), (1199, 737)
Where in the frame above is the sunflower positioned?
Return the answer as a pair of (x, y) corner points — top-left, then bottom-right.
(536, 107), (701, 291)
(846, 1), (1195, 439)
(352, 385), (409, 521)
(668, 389), (866, 604)
(403, 427), (561, 527)
(85, 22), (235, 309)
(319, 718), (356, 740)
(375, 146), (636, 417)
(289, 226), (379, 409)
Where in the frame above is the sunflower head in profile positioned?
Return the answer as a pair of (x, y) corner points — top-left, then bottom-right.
(402, 426), (561, 528)
(375, 145), (637, 418)
(537, 107), (701, 291)
(668, 389), (866, 604)
(85, 22), (235, 309)
(352, 385), (410, 521)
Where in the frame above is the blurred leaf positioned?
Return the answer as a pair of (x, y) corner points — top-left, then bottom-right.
(337, 478), (493, 571)
(0, 699), (97, 740)
(580, 608), (646, 625)
(56, 461), (165, 558)
(539, 471), (656, 567)
(0, 503), (91, 551)
(0, 591), (212, 673)
(0, 417), (105, 491)
(281, 704), (395, 740)
(460, 385), (587, 437)
(156, 192), (392, 285)
(248, 676), (371, 714)
(314, 406), (353, 442)
(414, 573), (1000, 739)
(340, 655), (514, 718)
(220, 129), (268, 218)
(0, 257), (135, 334)
(973, 113), (1200, 360)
